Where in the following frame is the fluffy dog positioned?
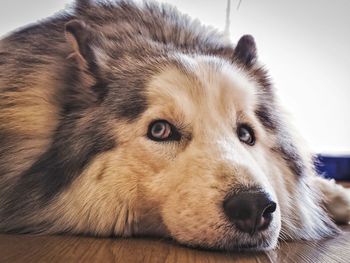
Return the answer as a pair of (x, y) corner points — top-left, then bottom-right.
(0, 0), (349, 251)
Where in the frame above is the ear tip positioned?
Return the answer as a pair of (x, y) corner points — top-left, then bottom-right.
(237, 34), (256, 48)
(65, 19), (86, 34)
(240, 34), (255, 40)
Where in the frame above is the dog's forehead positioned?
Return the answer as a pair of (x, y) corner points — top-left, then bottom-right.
(146, 54), (258, 119)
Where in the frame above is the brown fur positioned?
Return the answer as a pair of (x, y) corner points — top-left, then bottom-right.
(0, 0), (349, 251)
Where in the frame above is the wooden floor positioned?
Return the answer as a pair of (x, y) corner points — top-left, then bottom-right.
(1, 182), (349, 263)
(0, 226), (350, 263)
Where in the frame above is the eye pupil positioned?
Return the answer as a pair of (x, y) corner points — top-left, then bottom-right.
(152, 123), (165, 136)
(238, 125), (255, 146)
(148, 120), (177, 141)
(240, 129), (249, 140)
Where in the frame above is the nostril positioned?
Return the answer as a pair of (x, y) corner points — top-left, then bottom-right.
(257, 201), (277, 232)
(262, 202), (277, 218)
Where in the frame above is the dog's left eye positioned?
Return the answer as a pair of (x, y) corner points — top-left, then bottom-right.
(147, 120), (181, 141)
(237, 124), (255, 146)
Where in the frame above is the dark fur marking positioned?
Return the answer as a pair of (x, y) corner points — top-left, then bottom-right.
(255, 105), (278, 131)
(5, 113), (116, 213)
(60, 62), (97, 114)
(249, 64), (305, 177)
(272, 144), (306, 177)
(59, 44), (109, 114)
(106, 79), (148, 121)
(251, 67), (273, 94)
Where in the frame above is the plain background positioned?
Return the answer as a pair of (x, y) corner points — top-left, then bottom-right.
(0, 0), (349, 154)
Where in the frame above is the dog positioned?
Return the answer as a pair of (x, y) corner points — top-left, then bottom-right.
(0, 0), (349, 251)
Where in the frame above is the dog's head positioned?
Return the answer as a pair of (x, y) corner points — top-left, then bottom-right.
(0, 2), (338, 251)
(44, 15), (338, 251)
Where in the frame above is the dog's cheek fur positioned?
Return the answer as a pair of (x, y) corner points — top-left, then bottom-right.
(36, 120), (171, 237)
(241, 63), (341, 241)
(139, 142), (236, 248)
(255, 112), (340, 241)
(7, 141), (169, 237)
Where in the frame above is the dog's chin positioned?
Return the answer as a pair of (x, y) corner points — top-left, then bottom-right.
(220, 237), (277, 252)
(229, 239), (277, 252)
(174, 232), (279, 252)
(179, 238), (277, 252)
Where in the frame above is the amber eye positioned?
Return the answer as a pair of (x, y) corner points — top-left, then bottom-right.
(147, 120), (180, 142)
(237, 124), (255, 146)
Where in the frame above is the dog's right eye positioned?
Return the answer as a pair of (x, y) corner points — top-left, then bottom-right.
(147, 120), (181, 142)
(237, 124), (255, 146)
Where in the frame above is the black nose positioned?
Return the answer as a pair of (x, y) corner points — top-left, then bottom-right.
(223, 191), (277, 235)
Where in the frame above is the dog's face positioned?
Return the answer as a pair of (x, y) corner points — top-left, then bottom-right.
(55, 21), (290, 250)
(124, 57), (282, 250)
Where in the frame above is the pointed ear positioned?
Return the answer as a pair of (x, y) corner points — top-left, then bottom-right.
(65, 19), (94, 69)
(233, 35), (257, 67)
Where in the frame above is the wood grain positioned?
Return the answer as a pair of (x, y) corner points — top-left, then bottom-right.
(0, 182), (349, 263)
(0, 226), (349, 263)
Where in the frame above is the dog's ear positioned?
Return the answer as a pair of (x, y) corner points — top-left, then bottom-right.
(65, 19), (95, 70)
(64, 20), (109, 106)
(233, 35), (257, 67)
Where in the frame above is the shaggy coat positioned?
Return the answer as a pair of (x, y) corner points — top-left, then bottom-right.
(0, 0), (349, 251)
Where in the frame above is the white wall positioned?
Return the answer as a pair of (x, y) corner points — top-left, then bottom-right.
(1, 0), (349, 154)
